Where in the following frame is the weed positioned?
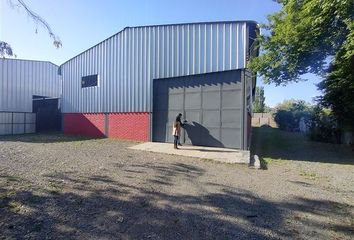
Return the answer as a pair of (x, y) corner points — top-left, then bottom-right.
(0, 193), (9, 200)
(47, 181), (63, 195)
(263, 157), (287, 165)
(48, 189), (60, 195)
(299, 170), (317, 180)
(0, 190), (15, 202)
(7, 201), (21, 212)
(6, 176), (20, 182)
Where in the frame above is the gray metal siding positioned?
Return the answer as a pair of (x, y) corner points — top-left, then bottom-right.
(153, 70), (243, 148)
(0, 59), (60, 112)
(61, 22), (252, 113)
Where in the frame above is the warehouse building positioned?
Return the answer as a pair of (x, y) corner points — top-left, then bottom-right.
(0, 21), (258, 150)
(0, 59), (61, 135)
(60, 21), (258, 150)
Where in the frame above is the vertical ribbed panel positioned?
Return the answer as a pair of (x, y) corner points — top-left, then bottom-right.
(0, 59), (60, 112)
(61, 21), (254, 113)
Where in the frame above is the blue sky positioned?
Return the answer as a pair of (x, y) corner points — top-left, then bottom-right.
(0, 0), (322, 107)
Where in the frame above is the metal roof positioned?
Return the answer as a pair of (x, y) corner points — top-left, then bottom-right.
(60, 20), (257, 67)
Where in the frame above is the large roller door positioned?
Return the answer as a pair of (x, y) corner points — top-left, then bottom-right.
(153, 70), (243, 149)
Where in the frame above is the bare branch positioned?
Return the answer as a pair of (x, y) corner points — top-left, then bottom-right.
(9, 0), (62, 48)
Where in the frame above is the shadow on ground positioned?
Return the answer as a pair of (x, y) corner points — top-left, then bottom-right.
(251, 126), (354, 165)
(1, 162), (352, 239)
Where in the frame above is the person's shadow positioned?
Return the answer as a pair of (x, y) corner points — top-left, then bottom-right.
(183, 121), (224, 148)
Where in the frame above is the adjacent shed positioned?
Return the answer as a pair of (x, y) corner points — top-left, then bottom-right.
(0, 59), (61, 135)
(59, 21), (258, 150)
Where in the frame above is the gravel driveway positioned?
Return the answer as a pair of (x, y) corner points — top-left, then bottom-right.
(0, 134), (353, 240)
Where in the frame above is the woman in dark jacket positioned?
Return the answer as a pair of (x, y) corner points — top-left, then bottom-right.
(172, 113), (183, 149)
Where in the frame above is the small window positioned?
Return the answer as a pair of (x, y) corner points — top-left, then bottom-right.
(82, 74), (99, 88)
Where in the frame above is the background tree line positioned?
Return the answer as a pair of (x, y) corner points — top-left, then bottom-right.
(251, 0), (354, 144)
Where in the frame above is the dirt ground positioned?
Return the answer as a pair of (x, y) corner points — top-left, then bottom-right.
(0, 132), (353, 240)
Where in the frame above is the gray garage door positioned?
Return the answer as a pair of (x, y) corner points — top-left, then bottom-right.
(153, 70), (243, 149)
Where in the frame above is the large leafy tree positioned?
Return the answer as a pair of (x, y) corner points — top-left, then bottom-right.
(318, 21), (354, 129)
(0, 0), (62, 57)
(250, 0), (354, 130)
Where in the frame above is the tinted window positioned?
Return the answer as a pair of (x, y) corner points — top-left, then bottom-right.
(82, 74), (99, 88)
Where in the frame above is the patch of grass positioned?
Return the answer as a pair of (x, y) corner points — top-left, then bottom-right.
(47, 181), (63, 195)
(7, 201), (22, 212)
(0, 132), (97, 144)
(299, 170), (318, 180)
(73, 141), (85, 146)
(263, 157), (287, 165)
(48, 189), (60, 195)
(258, 157), (287, 169)
(3, 175), (20, 182)
(0, 190), (15, 203)
(1, 198), (22, 212)
(251, 126), (354, 165)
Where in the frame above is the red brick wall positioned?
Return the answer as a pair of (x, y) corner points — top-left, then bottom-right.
(64, 113), (105, 138)
(63, 112), (149, 141)
(108, 112), (149, 141)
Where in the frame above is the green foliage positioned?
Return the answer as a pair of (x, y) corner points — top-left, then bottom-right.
(308, 106), (341, 143)
(264, 105), (273, 113)
(250, 0), (353, 85)
(317, 21), (354, 130)
(250, 0), (354, 136)
(273, 99), (312, 131)
(253, 87), (266, 113)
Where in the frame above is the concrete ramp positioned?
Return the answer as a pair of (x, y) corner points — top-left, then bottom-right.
(129, 142), (250, 164)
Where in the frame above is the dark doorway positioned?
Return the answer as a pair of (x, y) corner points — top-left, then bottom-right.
(33, 97), (61, 132)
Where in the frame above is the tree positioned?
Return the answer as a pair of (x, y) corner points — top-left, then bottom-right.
(273, 99), (312, 131)
(250, 0), (354, 132)
(317, 21), (354, 130)
(0, 0), (62, 57)
(250, 0), (353, 85)
(253, 87), (266, 113)
(0, 42), (13, 57)
(308, 106), (340, 143)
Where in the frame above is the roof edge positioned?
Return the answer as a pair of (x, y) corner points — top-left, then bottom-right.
(125, 20), (258, 30)
(60, 20), (258, 67)
(0, 58), (59, 67)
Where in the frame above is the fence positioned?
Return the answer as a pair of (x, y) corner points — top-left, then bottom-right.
(0, 112), (36, 135)
(252, 112), (277, 128)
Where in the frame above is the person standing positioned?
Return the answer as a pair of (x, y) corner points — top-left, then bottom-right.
(176, 113), (184, 146)
(172, 113), (183, 149)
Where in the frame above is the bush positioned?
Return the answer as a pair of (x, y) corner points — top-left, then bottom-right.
(273, 99), (312, 131)
(308, 107), (341, 143)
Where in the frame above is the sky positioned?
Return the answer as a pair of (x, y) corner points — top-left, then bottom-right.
(0, 0), (323, 107)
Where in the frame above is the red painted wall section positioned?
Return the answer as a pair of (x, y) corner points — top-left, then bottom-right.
(108, 113), (149, 141)
(64, 113), (105, 138)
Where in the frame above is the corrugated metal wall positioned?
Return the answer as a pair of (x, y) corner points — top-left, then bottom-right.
(0, 59), (60, 112)
(61, 21), (256, 113)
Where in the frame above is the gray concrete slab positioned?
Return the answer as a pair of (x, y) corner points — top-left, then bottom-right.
(129, 142), (250, 164)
